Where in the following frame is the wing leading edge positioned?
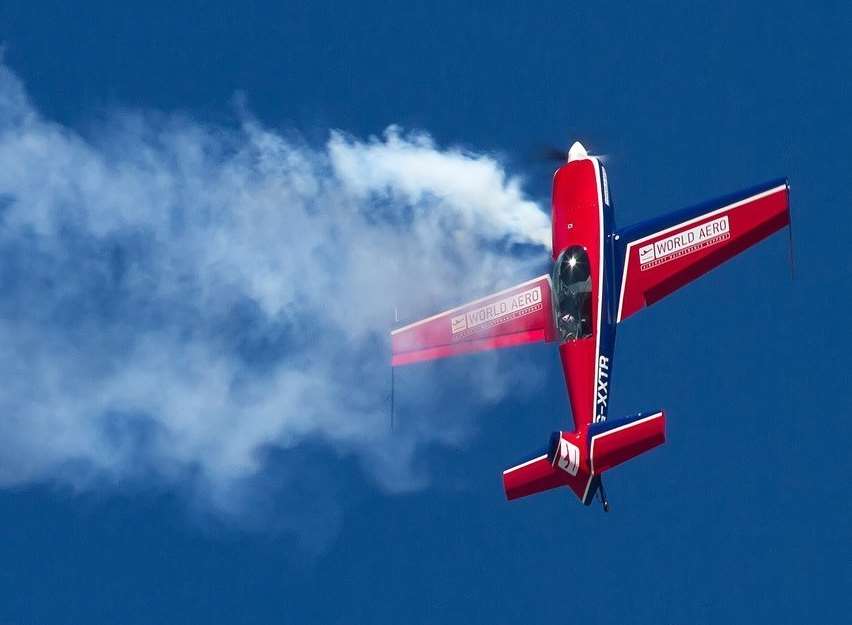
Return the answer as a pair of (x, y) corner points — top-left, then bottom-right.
(615, 179), (790, 322)
(391, 275), (555, 366)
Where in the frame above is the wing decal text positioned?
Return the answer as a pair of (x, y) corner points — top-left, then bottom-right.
(639, 215), (730, 270)
(451, 286), (542, 337)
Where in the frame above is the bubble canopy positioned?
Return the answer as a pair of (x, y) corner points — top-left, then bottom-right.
(553, 245), (593, 342)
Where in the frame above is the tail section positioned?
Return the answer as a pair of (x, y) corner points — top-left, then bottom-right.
(502, 410), (665, 507)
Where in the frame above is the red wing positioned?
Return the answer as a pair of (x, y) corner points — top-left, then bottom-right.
(391, 275), (555, 366)
(615, 179), (790, 322)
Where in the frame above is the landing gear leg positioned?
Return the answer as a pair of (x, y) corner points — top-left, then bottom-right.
(598, 479), (610, 512)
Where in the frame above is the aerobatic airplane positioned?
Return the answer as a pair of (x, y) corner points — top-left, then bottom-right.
(390, 142), (790, 510)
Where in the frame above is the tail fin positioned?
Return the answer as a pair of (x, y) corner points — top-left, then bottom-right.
(503, 432), (591, 502)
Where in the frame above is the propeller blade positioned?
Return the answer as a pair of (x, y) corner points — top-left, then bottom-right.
(537, 146), (568, 162)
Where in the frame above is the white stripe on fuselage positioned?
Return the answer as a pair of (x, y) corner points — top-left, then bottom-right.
(582, 156), (607, 503)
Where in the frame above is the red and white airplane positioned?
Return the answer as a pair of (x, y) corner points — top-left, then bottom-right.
(390, 142), (790, 510)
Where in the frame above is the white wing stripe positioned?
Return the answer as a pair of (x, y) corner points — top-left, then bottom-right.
(503, 454), (548, 475)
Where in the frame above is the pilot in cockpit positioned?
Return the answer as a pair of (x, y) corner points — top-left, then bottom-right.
(555, 246), (593, 342)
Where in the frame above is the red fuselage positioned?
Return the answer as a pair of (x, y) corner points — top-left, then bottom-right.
(551, 153), (614, 432)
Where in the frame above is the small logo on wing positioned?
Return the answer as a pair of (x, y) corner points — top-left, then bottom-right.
(639, 244), (655, 265)
(451, 314), (468, 334)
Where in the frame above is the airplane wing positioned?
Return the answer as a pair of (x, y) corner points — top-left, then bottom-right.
(391, 275), (555, 366)
(615, 178), (790, 322)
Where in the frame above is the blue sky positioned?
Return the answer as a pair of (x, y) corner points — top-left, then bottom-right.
(0, 2), (850, 623)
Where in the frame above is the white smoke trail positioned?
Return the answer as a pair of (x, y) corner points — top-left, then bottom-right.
(0, 63), (550, 534)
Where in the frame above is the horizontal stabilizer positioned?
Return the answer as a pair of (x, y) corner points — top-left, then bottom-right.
(503, 454), (565, 501)
(589, 410), (666, 474)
